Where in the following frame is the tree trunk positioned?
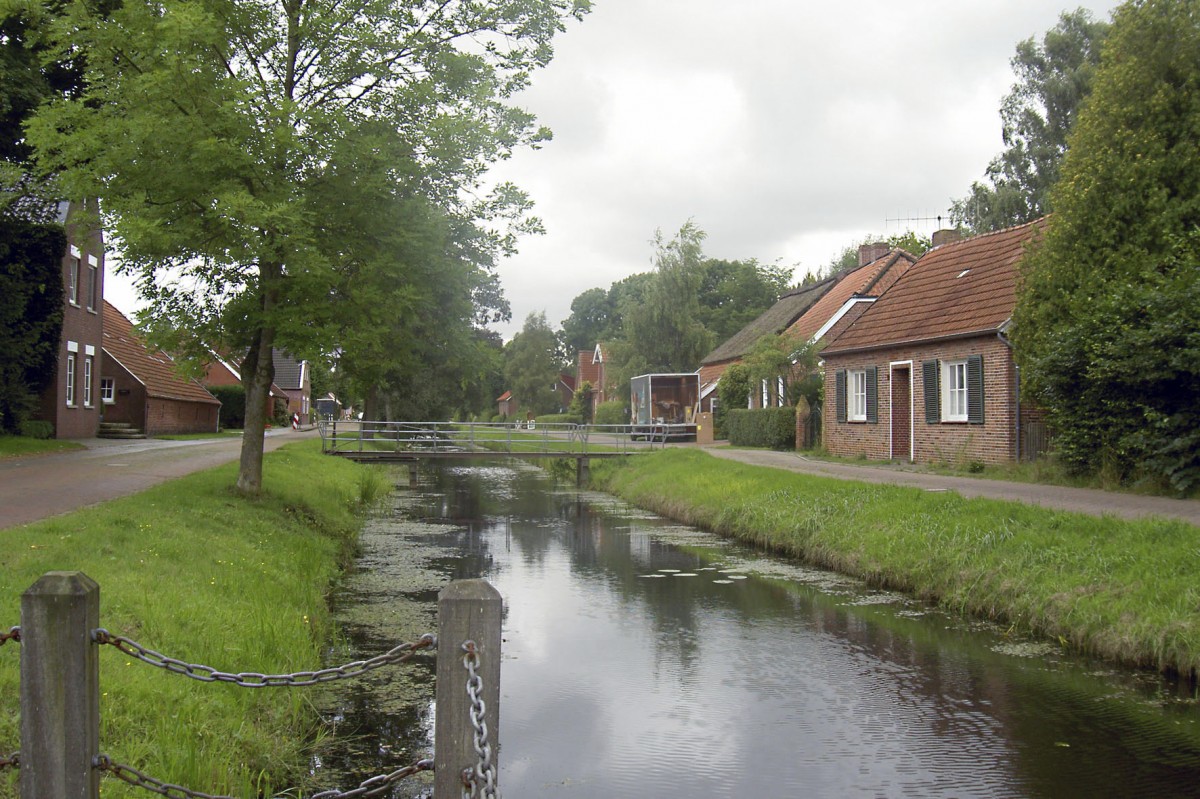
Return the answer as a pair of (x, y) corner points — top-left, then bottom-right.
(236, 264), (281, 497)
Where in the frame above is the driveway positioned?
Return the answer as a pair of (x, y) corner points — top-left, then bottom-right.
(702, 447), (1200, 527)
(0, 428), (321, 530)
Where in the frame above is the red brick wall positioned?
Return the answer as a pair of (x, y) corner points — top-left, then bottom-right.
(40, 205), (105, 438)
(823, 336), (1018, 465)
(100, 356), (147, 428)
(146, 398), (219, 435)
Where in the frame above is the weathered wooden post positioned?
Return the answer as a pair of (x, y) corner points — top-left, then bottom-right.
(20, 571), (100, 799)
(435, 579), (501, 798)
(576, 456), (590, 487)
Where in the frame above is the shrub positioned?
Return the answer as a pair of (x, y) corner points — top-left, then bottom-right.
(536, 413), (583, 425)
(593, 400), (627, 426)
(209, 385), (246, 429)
(490, 413), (507, 424)
(726, 407), (795, 449)
(17, 419), (54, 439)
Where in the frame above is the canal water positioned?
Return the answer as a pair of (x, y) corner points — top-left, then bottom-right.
(312, 461), (1200, 798)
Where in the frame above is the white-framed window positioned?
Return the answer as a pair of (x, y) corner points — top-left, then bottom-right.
(942, 359), (968, 422)
(776, 376), (786, 407)
(849, 369), (867, 421)
(83, 356), (93, 407)
(68, 257), (80, 305)
(66, 353), (76, 406)
(86, 265), (98, 311)
(101, 378), (115, 404)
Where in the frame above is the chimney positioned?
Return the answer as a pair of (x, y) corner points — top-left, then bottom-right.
(857, 242), (890, 267)
(931, 229), (963, 248)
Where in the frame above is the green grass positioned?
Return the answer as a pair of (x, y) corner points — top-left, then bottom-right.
(0, 439), (394, 799)
(591, 448), (1200, 677)
(0, 435), (85, 459)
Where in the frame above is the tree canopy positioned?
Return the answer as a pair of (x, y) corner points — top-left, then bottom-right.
(504, 311), (563, 417)
(951, 8), (1109, 232)
(1012, 0), (1200, 493)
(20, 0), (588, 492)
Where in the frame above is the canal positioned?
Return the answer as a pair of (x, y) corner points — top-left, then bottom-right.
(312, 460), (1200, 798)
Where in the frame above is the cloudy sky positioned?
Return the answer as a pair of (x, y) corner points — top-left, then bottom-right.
(105, 0), (1120, 340)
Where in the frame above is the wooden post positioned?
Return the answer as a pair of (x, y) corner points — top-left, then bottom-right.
(576, 456), (590, 487)
(435, 579), (501, 798)
(20, 572), (100, 799)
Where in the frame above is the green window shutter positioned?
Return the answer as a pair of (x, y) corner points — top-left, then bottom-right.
(865, 366), (878, 424)
(967, 354), (985, 424)
(923, 359), (940, 424)
(835, 369), (847, 423)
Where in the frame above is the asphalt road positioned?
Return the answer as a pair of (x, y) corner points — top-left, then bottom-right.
(702, 446), (1200, 527)
(0, 428), (320, 530)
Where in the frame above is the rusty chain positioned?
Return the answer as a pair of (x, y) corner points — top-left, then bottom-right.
(95, 754), (433, 799)
(461, 640), (499, 799)
(0, 752), (18, 771)
(0, 626), (19, 646)
(92, 630), (436, 687)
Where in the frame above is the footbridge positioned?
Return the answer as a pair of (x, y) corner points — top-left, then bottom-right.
(319, 420), (688, 483)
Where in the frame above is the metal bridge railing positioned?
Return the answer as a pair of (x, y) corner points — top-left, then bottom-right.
(3, 572), (502, 799)
(317, 420), (690, 458)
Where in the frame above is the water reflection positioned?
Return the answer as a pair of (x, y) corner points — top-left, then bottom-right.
(314, 461), (1200, 798)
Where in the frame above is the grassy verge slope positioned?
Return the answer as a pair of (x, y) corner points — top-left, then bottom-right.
(0, 439), (392, 798)
(592, 449), (1200, 677)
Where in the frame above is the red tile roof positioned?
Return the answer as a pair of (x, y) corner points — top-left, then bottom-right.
(823, 220), (1045, 355)
(101, 302), (221, 404)
(785, 250), (916, 344)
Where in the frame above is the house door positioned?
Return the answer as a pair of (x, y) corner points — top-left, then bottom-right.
(890, 364), (912, 462)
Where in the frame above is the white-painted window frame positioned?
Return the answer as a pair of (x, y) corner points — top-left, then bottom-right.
(848, 369), (867, 422)
(942, 359), (969, 422)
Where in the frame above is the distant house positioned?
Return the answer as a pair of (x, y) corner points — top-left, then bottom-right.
(314, 393), (342, 420)
(496, 390), (516, 418)
(200, 349), (287, 424)
(100, 301), (221, 435)
(556, 373), (576, 412)
(270, 351), (312, 425)
(821, 222), (1045, 465)
(19, 199), (107, 439)
(576, 343), (614, 414)
(698, 243), (916, 413)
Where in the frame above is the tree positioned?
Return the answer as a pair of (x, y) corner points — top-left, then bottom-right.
(504, 312), (563, 417)
(559, 287), (614, 355)
(951, 8), (1109, 232)
(0, 216), (64, 433)
(695, 258), (792, 344)
(22, 0), (589, 495)
(1012, 0), (1200, 493)
(623, 221), (714, 374)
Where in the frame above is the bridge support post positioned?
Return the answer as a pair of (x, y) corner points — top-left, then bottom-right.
(576, 456), (590, 487)
(21, 571), (101, 799)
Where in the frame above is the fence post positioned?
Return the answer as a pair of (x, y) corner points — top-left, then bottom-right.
(435, 579), (501, 798)
(20, 571), (100, 799)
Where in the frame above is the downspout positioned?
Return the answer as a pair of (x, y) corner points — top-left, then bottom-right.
(997, 330), (1019, 462)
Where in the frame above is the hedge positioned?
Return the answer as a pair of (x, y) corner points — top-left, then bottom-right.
(726, 407), (795, 449)
(209, 385), (246, 429)
(593, 400), (627, 426)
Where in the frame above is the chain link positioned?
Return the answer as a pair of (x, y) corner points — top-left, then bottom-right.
(460, 640), (499, 799)
(0, 626), (19, 646)
(95, 754), (433, 799)
(0, 752), (18, 771)
(92, 630), (436, 687)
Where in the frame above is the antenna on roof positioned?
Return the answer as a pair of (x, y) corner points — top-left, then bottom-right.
(883, 212), (952, 233)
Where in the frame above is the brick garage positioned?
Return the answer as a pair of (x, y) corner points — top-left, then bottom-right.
(101, 302), (221, 435)
(822, 221), (1045, 466)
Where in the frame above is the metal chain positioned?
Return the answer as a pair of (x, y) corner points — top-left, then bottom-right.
(95, 754), (433, 799)
(92, 631), (436, 687)
(0, 752), (18, 771)
(460, 640), (499, 799)
(0, 626), (19, 646)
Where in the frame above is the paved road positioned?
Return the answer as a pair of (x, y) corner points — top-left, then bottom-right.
(702, 447), (1200, 527)
(0, 428), (321, 530)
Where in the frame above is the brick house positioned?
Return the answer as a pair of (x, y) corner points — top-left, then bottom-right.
(698, 244), (915, 413)
(496, 390), (516, 418)
(100, 301), (221, 435)
(27, 200), (106, 438)
(271, 351), (312, 425)
(201, 350), (287, 423)
(821, 221), (1045, 465)
(576, 343), (614, 414)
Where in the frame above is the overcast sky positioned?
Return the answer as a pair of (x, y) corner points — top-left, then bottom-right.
(105, 0), (1120, 341)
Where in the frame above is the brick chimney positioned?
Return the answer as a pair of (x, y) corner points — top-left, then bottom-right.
(931, 229), (963, 248)
(857, 242), (890, 267)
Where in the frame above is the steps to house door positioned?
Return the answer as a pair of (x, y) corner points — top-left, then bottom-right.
(97, 422), (147, 439)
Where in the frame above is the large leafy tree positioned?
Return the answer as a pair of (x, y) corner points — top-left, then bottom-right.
(504, 311), (562, 416)
(1013, 0), (1200, 493)
(695, 257), (792, 344)
(951, 8), (1109, 232)
(22, 0), (589, 495)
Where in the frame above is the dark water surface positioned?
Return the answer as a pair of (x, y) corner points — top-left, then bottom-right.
(313, 462), (1200, 798)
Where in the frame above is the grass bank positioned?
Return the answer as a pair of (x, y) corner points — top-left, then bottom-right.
(0, 439), (393, 798)
(591, 449), (1200, 677)
(0, 435), (84, 459)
